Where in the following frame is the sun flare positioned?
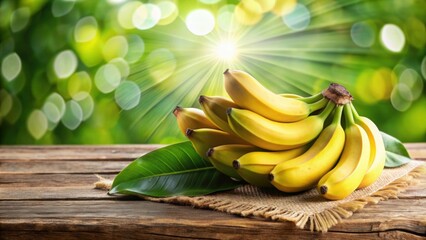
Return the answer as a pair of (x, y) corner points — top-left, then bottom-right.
(214, 41), (238, 62)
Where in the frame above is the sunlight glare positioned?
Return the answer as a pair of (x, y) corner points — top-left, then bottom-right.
(215, 41), (237, 61)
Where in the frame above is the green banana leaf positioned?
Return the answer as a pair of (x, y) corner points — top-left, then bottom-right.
(381, 131), (412, 168)
(109, 141), (242, 197)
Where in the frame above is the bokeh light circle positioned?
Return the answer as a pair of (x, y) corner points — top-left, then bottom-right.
(42, 102), (61, 124)
(380, 24), (405, 53)
(199, 0), (221, 4)
(390, 83), (412, 112)
(132, 3), (161, 30)
(108, 0), (126, 4)
(283, 3), (311, 31)
(421, 56), (426, 80)
(117, 1), (142, 29)
(114, 81), (141, 110)
(0, 89), (13, 117)
(125, 35), (145, 63)
(186, 9), (215, 36)
(27, 110), (48, 139)
(157, 1), (178, 25)
(5, 95), (21, 124)
(53, 50), (78, 79)
(147, 48), (176, 82)
(1, 52), (22, 81)
(68, 71), (92, 100)
(272, 0), (297, 16)
(234, 0), (263, 26)
(257, 0), (276, 13)
(95, 64), (121, 93)
(356, 68), (397, 104)
(74, 16), (98, 43)
(62, 100), (83, 130)
(109, 58), (130, 79)
(76, 94), (94, 121)
(405, 17), (426, 49)
(10, 7), (30, 32)
(102, 35), (129, 61)
(399, 68), (423, 101)
(52, 0), (75, 17)
(351, 22), (375, 48)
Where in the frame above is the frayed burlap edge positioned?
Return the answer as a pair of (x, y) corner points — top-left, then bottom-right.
(94, 165), (426, 232)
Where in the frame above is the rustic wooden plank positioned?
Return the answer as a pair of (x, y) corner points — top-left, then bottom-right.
(405, 143), (426, 149)
(0, 145), (162, 161)
(0, 173), (116, 188)
(406, 143), (426, 160)
(0, 144), (424, 239)
(0, 199), (425, 238)
(0, 160), (129, 174)
(0, 227), (423, 240)
(0, 187), (120, 201)
(0, 143), (423, 161)
(0, 171), (424, 200)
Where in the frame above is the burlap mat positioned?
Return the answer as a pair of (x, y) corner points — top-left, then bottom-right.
(95, 160), (425, 232)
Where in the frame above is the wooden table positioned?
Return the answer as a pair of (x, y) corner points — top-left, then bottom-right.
(0, 144), (425, 239)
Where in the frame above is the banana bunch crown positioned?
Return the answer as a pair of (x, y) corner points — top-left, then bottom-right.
(173, 69), (386, 200)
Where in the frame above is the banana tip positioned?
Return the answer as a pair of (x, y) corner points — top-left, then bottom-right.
(232, 160), (240, 169)
(223, 69), (229, 74)
(206, 148), (213, 157)
(173, 106), (182, 116)
(198, 95), (205, 104)
(268, 173), (274, 182)
(319, 185), (328, 195)
(185, 128), (194, 137)
(226, 107), (232, 116)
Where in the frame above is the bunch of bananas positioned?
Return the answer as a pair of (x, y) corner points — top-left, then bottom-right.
(173, 69), (386, 200)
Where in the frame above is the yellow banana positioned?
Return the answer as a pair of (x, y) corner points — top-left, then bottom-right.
(198, 94), (322, 134)
(317, 104), (370, 200)
(173, 106), (218, 135)
(280, 92), (324, 104)
(206, 144), (260, 180)
(186, 128), (248, 161)
(270, 105), (345, 192)
(227, 100), (335, 151)
(199, 95), (238, 134)
(233, 146), (308, 187)
(351, 103), (386, 189)
(223, 69), (327, 122)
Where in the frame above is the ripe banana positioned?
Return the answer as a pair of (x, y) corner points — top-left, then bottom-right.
(317, 104), (371, 200)
(173, 106), (218, 135)
(198, 94), (323, 135)
(185, 128), (248, 161)
(223, 69), (327, 122)
(280, 92), (324, 104)
(227, 100), (335, 151)
(199, 95), (238, 134)
(351, 103), (386, 189)
(233, 145), (308, 187)
(270, 105), (345, 192)
(206, 144), (260, 180)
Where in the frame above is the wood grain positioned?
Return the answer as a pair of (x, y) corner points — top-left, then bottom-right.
(0, 144), (425, 239)
(0, 160), (129, 174)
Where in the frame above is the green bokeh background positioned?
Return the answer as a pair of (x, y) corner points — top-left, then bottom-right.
(1, 0), (425, 145)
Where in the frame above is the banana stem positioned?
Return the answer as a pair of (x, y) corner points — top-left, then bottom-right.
(318, 101), (335, 120)
(309, 97), (328, 112)
(298, 92), (323, 103)
(343, 104), (355, 127)
(350, 102), (361, 122)
(331, 105), (344, 125)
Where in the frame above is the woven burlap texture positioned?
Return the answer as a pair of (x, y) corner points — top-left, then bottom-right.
(95, 160), (425, 232)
